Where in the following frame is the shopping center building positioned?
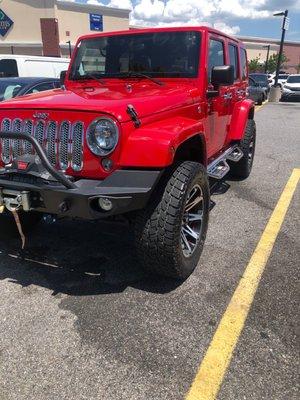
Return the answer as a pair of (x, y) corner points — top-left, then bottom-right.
(0, 0), (130, 57)
(238, 36), (300, 74)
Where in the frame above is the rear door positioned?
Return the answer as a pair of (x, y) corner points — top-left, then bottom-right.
(206, 35), (232, 156)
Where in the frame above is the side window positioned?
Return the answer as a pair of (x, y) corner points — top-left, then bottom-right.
(240, 48), (247, 80)
(0, 59), (18, 77)
(25, 82), (55, 95)
(208, 39), (225, 82)
(228, 44), (238, 80)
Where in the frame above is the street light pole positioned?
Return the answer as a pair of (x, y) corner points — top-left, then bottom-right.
(263, 44), (270, 73)
(274, 9), (289, 86)
(66, 40), (72, 58)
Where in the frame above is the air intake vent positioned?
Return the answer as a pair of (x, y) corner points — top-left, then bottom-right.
(59, 121), (70, 171)
(71, 122), (84, 171)
(46, 121), (57, 166)
(12, 119), (23, 158)
(1, 118), (11, 164)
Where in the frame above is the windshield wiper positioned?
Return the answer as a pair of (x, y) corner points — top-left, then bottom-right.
(73, 73), (106, 85)
(117, 72), (164, 86)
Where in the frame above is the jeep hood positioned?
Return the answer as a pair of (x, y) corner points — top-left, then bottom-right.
(0, 83), (199, 122)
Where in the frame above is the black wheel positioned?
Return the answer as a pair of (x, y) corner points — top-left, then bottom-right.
(257, 95), (263, 105)
(230, 119), (256, 180)
(134, 161), (210, 279)
(0, 210), (42, 239)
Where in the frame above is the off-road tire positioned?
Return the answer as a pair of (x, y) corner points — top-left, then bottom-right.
(230, 119), (256, 180)
(134, 161), (210, 279)
(0, 211), (42, 239)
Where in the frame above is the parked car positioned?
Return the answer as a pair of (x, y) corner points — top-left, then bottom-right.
(247, 76), (266, 105)
(249, 73), (270, 97)
(0, 77), (60, 102)
(0, 55), (69, 78)
(0, 26), (256, 280)
(281, 74), (300, 101)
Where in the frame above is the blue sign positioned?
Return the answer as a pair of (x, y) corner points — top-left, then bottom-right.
(0, 9), (13, 37)
(90, 13), (103, 31)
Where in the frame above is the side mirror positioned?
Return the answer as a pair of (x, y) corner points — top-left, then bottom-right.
(60, 70), (67, 86)
(211, 65), (234, 88)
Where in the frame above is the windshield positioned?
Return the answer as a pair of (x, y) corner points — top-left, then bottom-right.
(286, 75), (300, 83)
(250, 74), (268, 84)
(70, 31), (201, 80)
(279, 74), (289, 79)
(0, 81), (27, 101)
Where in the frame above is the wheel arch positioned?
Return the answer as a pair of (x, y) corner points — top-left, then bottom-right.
(228, 99), (255, 141)
(173, 134), (207, 166)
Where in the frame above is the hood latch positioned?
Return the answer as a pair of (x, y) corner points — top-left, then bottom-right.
(127, 104), (141, 128)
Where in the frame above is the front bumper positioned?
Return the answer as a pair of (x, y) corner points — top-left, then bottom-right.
(282, 90), (300, 100)
(0, 131), (162, 219)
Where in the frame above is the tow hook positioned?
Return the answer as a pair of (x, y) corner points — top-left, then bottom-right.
(0, 189), (30, 249)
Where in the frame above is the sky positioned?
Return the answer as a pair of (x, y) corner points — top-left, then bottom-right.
(65, 0), (300, 40)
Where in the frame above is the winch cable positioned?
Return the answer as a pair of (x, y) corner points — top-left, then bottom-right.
(11, 210), (26, 249)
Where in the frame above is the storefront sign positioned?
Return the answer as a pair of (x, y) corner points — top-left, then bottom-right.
(0, 9), (13, 37)
(90, 13), (103, 31)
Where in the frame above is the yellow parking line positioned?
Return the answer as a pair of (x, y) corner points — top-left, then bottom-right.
(255, 100), (267, 111)
(186, 168), (300, 400)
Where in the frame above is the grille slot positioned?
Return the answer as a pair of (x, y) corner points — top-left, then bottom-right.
(12, 119), (23, 158)
(23, 120), (34, 154)
(71, 122), (84, 171)
(1, 117), (84, 172)
(35, 120), (45, 147)
(58, 121), (71, 171)
(1, 118), (11, 164)
(46, 121), (57, 166)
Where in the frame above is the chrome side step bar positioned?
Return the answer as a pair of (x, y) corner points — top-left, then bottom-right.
(207, 145), (243, 179)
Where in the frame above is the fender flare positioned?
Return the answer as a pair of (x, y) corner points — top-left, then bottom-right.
(119, 117), (207, 168)
(228, 99), (255, 141)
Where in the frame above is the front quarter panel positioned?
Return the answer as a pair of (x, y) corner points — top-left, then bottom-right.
(120, 117), (205, 167)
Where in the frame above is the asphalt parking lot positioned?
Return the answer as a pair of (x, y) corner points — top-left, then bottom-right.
(0, 102), (299, 400)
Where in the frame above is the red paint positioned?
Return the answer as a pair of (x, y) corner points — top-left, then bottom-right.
(0, 26), (254, 179)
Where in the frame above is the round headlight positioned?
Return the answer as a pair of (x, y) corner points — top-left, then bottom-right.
(87, 118), (119, 156)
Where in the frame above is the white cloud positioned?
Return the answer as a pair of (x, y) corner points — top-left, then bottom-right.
(86, 0), (104, 5)
(108, 0), (133, 10)
(213, 21), (240, 35)
(74, 0), (300, 36)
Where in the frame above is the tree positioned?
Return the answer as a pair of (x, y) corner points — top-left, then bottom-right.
(248, 57), (263, 73)
(266, 52), (289, 73)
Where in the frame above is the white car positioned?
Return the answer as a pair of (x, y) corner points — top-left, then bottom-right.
(0, 55), (70, 79)
(281, 74), (300, 101)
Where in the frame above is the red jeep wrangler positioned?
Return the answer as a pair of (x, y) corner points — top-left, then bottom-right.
(0, 27), (255, 279)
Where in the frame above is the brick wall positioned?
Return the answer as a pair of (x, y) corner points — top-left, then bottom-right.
(40, 18), (61, 57)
